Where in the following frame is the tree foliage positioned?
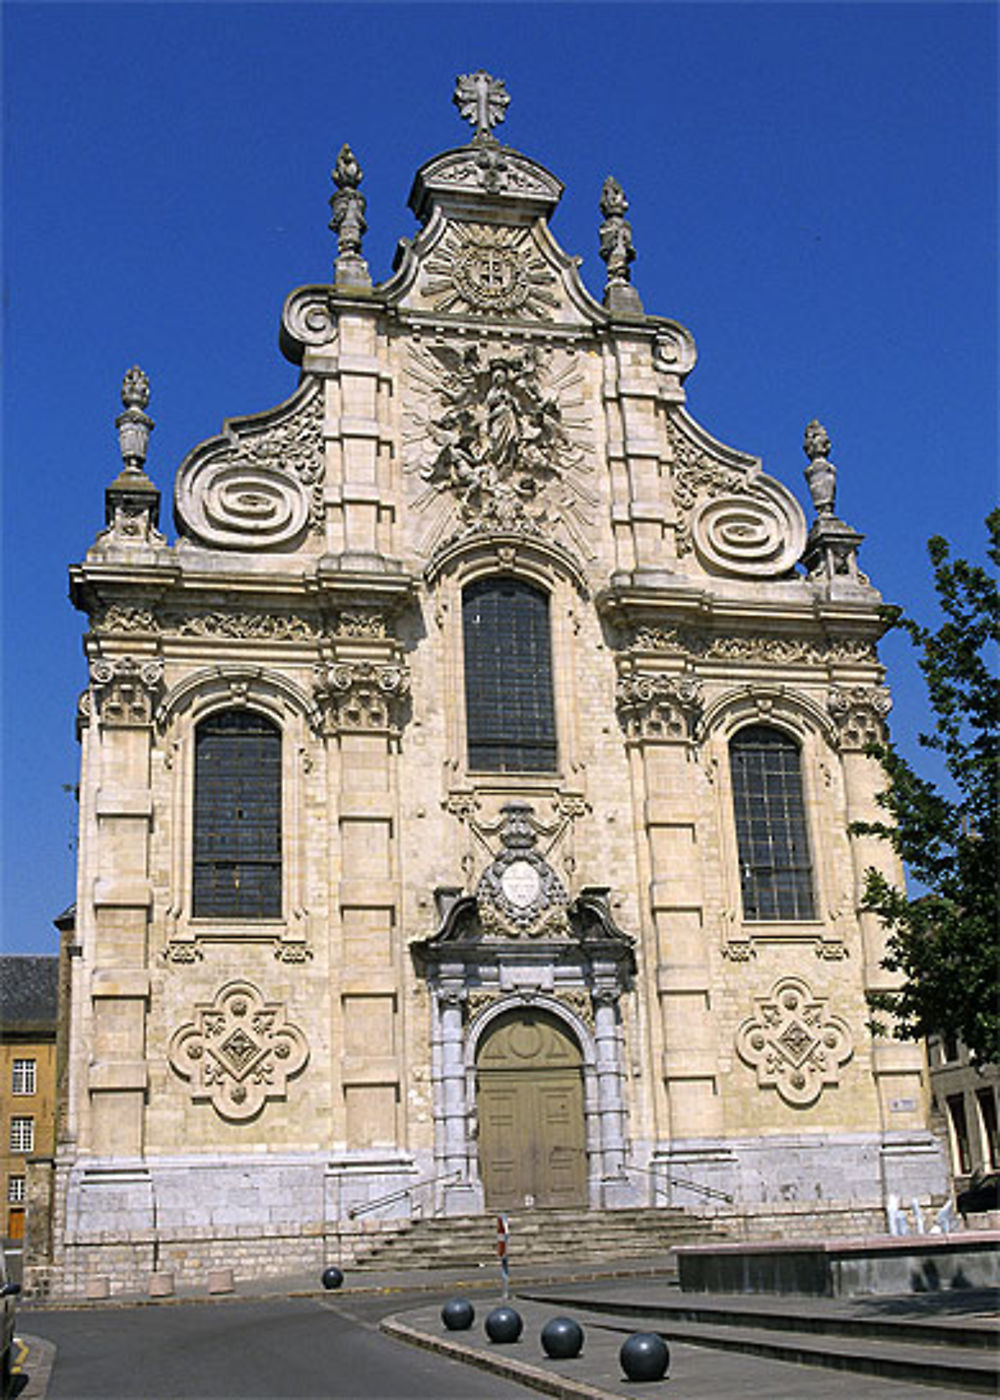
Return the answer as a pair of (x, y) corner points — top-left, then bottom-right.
(854, 509), (999, 1065)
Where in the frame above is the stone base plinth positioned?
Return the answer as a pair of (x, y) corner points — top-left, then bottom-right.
(677, 1230), (1000, 1297)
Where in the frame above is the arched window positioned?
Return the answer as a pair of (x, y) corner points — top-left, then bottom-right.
(192, 709), (282, 918)
(730, 724), (815, 921)
(463, 578), (557, 773)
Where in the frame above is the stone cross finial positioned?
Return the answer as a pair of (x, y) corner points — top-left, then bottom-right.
(453, 71), (510, 142)
(329, 144), (367, 258)
(803, 419), (837, 518)
(115, 366), (154, 472)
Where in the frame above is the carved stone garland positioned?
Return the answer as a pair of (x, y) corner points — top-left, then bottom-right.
(735, 976), (853, 1107)
(168, 980), (309, 1121)
(90, 603), (391, 643)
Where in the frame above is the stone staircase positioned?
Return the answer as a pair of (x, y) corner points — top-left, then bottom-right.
(349, 1206), (727, 1272)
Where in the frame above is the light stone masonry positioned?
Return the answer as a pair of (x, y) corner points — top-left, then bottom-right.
(37, 73), (947, 1297)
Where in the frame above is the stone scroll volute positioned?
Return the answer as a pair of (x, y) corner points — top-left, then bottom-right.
(173, 382), (323, 551)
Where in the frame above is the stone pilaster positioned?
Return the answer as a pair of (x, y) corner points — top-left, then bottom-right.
(80, 654), (161, 1157)
(316, 620), (410, 1157)
(617, 666), (718, 1144)
(829, 685), (928, 1137)
(592, 973), (631, 1204)
(322, 310), (393, 565)
(433, 972), (480, 1214)
(604, 333), (667, 577)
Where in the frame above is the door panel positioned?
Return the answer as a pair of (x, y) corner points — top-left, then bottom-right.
(477, 1011), (587, 1210)
(478, 1079), (523, 1204)
(536, 1078), (586, 1206)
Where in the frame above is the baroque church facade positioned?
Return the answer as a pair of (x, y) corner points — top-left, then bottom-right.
(51, 73), (946, 1293)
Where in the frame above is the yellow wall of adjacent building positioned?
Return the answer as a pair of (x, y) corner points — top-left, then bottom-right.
(0, 1038), (57, 1239)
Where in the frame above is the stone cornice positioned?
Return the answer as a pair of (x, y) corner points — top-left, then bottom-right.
(597, 582), (886, 667)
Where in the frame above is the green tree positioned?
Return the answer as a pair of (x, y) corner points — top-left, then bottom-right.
(854, 509), (999, 1065)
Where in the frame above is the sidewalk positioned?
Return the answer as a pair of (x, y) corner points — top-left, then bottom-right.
(380, 1291), (991, 1399)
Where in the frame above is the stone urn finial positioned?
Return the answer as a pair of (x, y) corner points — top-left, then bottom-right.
(103, 365), (162, 541)
(329, 144), (367, 257)
(599, 176), (642, 314)
(802, 419), (837, 519)
(115, 366), (154, 472)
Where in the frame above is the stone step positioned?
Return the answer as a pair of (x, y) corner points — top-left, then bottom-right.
(350, 1207), (725, 1270)
(587, 1313), (999, 1394)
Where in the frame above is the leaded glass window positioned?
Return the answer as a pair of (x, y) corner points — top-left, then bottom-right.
(463, 578), (557, 773)
(730, 724), (815, 921)
(192, 709), (282, 918)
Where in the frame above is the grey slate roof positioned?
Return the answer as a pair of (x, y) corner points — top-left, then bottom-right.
(0, 956), (59, 1034)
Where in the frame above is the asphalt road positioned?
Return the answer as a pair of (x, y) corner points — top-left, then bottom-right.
(17, 1292), (536, 1399)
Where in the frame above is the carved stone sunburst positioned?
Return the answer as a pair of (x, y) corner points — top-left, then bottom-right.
(403, 338), (595, 558)
(423, 224), (559, 318)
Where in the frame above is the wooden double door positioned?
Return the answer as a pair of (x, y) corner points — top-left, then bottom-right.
(476, 1009), (587, 1210)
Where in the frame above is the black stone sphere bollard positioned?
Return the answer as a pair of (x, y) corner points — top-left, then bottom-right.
(619, 1331), (670, 1382)
(441, 1297), (475, 1331)
(320, 1266), (344, 1290)
(484, 1305), (524, 1344)
(540, 1315), (584, 1359)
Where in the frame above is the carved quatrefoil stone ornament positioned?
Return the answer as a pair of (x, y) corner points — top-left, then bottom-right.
(735, 976), (852, 1107)
(168, 980), (309, 1120)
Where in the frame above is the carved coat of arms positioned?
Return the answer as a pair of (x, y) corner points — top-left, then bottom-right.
(475, 801), (570, 938)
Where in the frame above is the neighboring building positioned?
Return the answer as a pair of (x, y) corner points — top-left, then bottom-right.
(0, 956), (59, 1243)
(928, 1036), (1000, 1185)
(49, 73), (946, 1296)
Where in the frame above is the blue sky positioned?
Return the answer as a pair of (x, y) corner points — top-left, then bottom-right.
(3, 2), (996, 955)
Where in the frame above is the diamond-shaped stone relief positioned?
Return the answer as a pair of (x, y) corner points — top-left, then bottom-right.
(168, 980), (308, 1121)
(735, 976), (852, 1107)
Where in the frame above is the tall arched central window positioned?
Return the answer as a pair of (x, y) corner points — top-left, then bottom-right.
(730, 724), (815, 921)
(463, 578), (557, 772)
(192, 709), (282, 918)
